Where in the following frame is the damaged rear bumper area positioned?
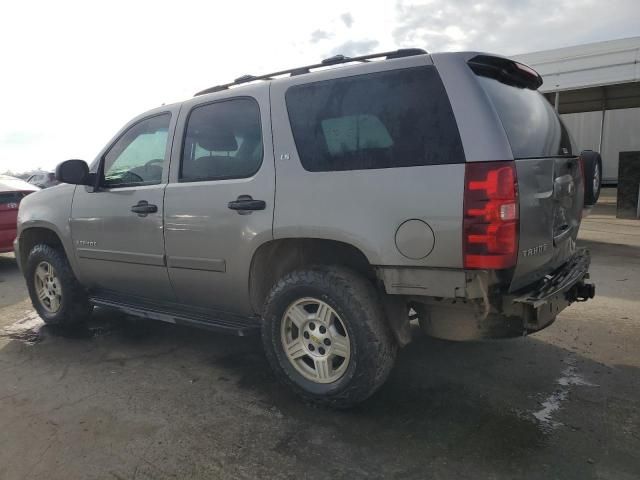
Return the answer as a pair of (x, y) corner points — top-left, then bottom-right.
(413, 248), (595, 341)
(512, 248), (595, 333)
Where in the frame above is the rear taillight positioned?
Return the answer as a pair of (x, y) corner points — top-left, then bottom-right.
(463, 161), (518, 269)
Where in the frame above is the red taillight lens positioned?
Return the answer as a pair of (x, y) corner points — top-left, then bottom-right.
(464, 161), (518, 269)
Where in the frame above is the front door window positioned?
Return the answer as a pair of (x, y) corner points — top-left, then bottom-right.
(103, 114), (171, 188)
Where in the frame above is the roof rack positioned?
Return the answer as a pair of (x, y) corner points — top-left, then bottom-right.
(194, 48), (428, 96)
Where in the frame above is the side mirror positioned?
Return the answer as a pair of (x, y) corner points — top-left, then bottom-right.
(55, 159), (90, 185)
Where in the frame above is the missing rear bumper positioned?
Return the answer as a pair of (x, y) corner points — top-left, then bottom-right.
(413, 249), (595, 340)
(511, 248), (594, 332)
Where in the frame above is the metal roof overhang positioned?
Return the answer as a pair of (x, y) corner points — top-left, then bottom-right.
(543, 81), (640, 114)
(514, 37), (640, 114)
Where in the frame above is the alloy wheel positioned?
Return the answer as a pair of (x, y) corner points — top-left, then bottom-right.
(280, 297), (351, 384)
(34, 261), (62, 313)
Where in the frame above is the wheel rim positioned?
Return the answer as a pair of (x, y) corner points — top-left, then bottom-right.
(34, 261), (62, 313)
(593, 162), (600, 194)
(280, 297), (351, 384)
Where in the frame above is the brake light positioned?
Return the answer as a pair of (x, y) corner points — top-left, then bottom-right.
(463, 161), (518, 269)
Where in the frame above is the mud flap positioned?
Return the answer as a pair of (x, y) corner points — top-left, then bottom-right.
(381, 294), (412, 347)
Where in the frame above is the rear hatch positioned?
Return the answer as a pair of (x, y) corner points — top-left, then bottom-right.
(469, 55), (584, 291)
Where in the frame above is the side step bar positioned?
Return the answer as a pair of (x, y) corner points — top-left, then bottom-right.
(89, 295), (260, 337)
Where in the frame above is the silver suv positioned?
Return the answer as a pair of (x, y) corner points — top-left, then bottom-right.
(15, 49), (595, 407)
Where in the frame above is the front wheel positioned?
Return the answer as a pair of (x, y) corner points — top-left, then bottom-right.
(261, 266), (397, 408)
(25, 244), (92, 325)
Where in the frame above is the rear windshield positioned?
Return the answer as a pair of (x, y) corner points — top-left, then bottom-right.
(0, 192), (26, 205)
(285, 66), (465, 172)
(475, 75), (573, 158)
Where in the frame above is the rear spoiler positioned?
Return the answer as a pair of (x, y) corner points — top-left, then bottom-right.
(467, 55), (543, 90)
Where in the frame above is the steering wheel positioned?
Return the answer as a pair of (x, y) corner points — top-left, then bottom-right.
(121, 171), (144, 183)
(144, 159), (164, 168)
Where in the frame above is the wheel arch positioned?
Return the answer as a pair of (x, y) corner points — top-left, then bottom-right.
(248, 238), (377, 314)
(18, 225), (73, 274)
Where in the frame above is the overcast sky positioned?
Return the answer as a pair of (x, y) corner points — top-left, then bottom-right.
(1, 0), (639, 173)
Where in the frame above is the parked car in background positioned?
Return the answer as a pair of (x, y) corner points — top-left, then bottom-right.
(27, 172), (58, 189)
(0, 175), (38, 253)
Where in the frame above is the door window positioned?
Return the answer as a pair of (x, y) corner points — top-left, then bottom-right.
(180, 98), (263, 182)
(103, 113), (171, 188)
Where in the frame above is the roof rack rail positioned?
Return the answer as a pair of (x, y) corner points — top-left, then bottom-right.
(194, 48), (427, 96)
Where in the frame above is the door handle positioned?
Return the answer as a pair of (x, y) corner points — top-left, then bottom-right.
(131, 200), (158, 216)
(228, 195), (266, 213)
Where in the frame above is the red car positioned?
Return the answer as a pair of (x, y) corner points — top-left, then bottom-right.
(0, 175), (38, 253)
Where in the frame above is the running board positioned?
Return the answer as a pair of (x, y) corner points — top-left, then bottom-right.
(89, 294), (260, 337)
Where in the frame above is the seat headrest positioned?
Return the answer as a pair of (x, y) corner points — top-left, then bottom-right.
(194, 128), (238, 152)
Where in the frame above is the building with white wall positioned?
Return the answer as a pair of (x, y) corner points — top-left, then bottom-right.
(514, 37), (640, 184)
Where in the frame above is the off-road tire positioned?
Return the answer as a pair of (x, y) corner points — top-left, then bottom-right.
(25, 244), (92, 325)
(581, 150), (602, 206)
(261, 266), (397, 408)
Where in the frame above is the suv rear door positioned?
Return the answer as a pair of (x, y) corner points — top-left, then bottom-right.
(70, 108), (178, 300)
(164, 85), (274, 315)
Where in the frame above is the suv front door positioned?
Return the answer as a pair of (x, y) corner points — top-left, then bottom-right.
(164, 86), (274, 315)
(70, 107), (178, 300)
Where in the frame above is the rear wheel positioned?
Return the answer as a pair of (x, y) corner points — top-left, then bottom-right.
(261, 266), (397, 408)
(26, 244), (92, 325)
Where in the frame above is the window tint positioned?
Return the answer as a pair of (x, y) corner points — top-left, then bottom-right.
(103, 114), (171, 188)
(181, 98), (263, 182)
(285, 66), (464, 172)
(474, 75), (573, 158)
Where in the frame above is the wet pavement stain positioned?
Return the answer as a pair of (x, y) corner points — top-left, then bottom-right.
(0, 308), (162, 345)
(0, 312), (45, 345)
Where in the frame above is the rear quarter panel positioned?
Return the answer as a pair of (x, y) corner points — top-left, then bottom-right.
(270, 56), (465, 268)
(431, 52), (514, 163)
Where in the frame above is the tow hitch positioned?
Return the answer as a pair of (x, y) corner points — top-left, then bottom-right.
(566, 280), (596, 303)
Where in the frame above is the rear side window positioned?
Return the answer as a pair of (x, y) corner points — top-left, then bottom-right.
(285, 66), (464, 172)
(474, 75), (573, 158)
(181, 98), (263, 182)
